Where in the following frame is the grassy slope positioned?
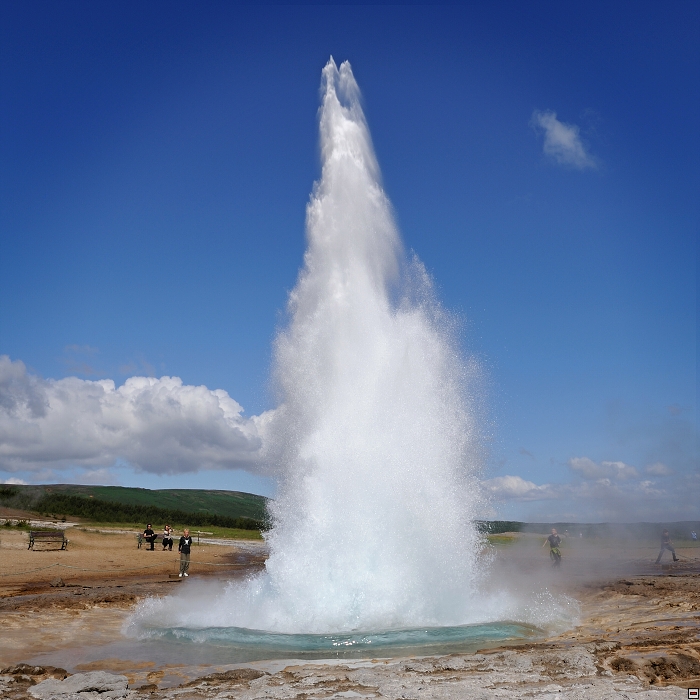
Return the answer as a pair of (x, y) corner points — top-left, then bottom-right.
(4, 484), (268, 521)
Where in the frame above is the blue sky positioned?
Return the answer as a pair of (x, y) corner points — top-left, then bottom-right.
(1, 2), (697, 521)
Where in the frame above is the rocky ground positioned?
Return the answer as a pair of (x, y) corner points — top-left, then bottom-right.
(0, 528), (698, 699)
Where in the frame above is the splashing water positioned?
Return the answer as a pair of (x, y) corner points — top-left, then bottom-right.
(258, 58), (486, 632)
(127, 59), (578, 648)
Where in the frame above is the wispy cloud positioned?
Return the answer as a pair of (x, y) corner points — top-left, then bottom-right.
(645, 462), (674, 476)
(0, 355), (273, 477)
(482, 475), (557, 501)
(531, 110), (598, 169)
(119, 356), (156, 377)
(64, 345), (99, 355)
(61, 345), (100, 376)
(568, 457), (638, 481)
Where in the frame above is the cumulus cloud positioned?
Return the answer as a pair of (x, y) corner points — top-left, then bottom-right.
(2, 477), (27, 485)
(0, 355), (272, 476)
(531, 110), (597, 169)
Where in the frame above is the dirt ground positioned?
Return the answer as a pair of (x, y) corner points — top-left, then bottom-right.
(0, 526), (263, 595)
(0, 528), (698, 699)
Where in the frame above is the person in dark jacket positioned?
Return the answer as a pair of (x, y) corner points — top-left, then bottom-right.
(178, 529), (193, 577)
(542, 528), (562, 567)
(655, 529), (679, 563)
(143, 524), (157, 551)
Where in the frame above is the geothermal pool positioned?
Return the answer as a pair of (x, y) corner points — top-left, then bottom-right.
(108, 621), (540, 669)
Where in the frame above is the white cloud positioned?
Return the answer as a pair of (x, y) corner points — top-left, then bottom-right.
(567, 456), (605, 479)
(481, 475), (558, 501)
(568, 457), (638, 480)
(602, 460), (639, 480)
(0, 355), (273, 476)
(2, 477), (27, 485)
(645, 461), (674, 476)
(531, 110), (597, 169)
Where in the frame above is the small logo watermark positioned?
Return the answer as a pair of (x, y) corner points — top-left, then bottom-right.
(688, 689), (699, 699)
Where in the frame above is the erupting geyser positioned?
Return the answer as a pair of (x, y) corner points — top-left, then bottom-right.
(260, 58), (486, 631)
(128, 59), (542, 649)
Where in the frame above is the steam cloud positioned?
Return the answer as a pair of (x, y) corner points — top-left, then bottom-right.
(0, 355), (269, 476)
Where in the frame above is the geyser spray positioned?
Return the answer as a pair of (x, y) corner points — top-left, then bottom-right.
(258, 58), (487, 632)
(129, 59), (496, 636)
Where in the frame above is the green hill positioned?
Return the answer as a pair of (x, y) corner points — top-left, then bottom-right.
(0, 484), (268, 521)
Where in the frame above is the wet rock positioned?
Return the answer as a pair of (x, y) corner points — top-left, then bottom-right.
(184, 668), (267, 686)
(0, 665), (68, 689)
(29, 671), (130, 699)
(609, 656), (637, 672)
(1, 665), (48, 676)
(643, 652), (700, 683)
(135, 683), (157, 694)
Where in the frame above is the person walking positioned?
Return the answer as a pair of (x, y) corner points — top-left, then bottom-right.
(178, 528), (193, 577)
(655, 529), (679, 563)
(542, 527), (562, 567)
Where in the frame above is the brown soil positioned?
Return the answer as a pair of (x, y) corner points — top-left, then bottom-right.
(0, 527), (265, 601)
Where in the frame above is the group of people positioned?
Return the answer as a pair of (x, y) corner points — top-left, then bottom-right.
(141, 524), (194, 577)
(541, 527), (685, 567)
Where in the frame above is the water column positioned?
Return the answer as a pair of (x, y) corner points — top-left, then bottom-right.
(260, 58), (486, 633)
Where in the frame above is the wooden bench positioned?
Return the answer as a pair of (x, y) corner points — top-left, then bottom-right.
(28, 530), (68, 550)
(137, 532), (158, 549)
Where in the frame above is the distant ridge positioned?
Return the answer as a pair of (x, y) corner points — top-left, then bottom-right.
(0, 484), (268, 521)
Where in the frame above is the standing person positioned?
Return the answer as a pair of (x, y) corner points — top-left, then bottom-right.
(178, 528), (193, 577)
(655, 529), (679, 563)
(162, 524), (173, 551)
(542, 527), (562, 567)
(143, 524), (156, 551)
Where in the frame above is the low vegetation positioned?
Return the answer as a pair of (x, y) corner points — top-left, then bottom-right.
(0, 485), (269, 534)
(0, 484), (267, 520)
(32, 492), (266, 530)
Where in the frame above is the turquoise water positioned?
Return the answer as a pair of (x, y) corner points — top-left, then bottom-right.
(134, 621), (541, 661)
(26, 621), (541, 677)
